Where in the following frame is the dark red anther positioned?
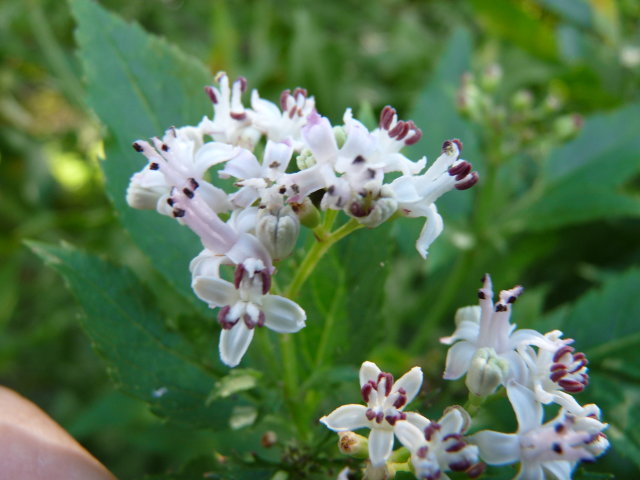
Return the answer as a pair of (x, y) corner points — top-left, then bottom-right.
(385, 414), (399, 426)
(230, 111), (247, 121)
(555, 422), (566, 433)
(375, 411), (384, 423)
(445, 441), (467, 453)
(388, 120), (406, 138)
(424, 422), (441, 441)
(217, 305), (234, 329)
(172, 208), (186, 218)
(260, 269), (271, 295)
(377, 372), (394, 396)
(393, 394), (407, 409)
(205, 86), (218, 104)
(379, 106), (395, 130)
(132, 142), (144, 152)
(558, 379), (585, 393)
(477, 290), (486, 299)
(189, 178), (200, 190)
(449, 459), (471, 471)
(455, 171), (479, 190)
(149, 162), (159, 170)
(448, 161), (471, 178)
(243, 313), (256, 329)
(280, 89), (290, 111)
(234, 264), (246, 290)
(569, 360), (587, 374)
(550, 369), (567, 383)
(467, 463), (486, 478)
(361, 383), (373, 403)
(293, 87), (308, 98)
(395, 121), (411, 141)
(553, 345), (575, 363)
(452, 139), (463, 152)
(495, 303), (508, 312)
(182, 188), (194, 199)
(288, 106), (298, 119)
(237, 76), (248, 93)
(404, 126), (423, 145)
(257, 310), (266, 328)
(365, 408), (376, 421)
(573, 352), (587, 364)
(167, 198), (174, 206)
(161, 143), (169, 152)
(416, 446), (428, 459)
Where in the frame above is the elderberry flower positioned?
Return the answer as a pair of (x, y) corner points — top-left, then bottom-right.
(390, 139), (478, 258)
(440, 274), (545, 396)
(519, 330), (589, 414)
(394, 406), (484, 480)
(470, 381), (608, 480)
(320, 361), (425, 467)
(192, 257), (306, 367)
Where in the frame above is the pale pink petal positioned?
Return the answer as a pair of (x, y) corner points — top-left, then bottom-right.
(506, 381), (542, 433)
(320, 404), (368, 432)
(219, 323), (255, 367)
(442, 341), (476, 380)
(368, 428), (395, 467)
(302, 113), (338, 164)
(263, 140), (293, 178)
(219, 149), (261, 180)
(192, 277), (237, 307)
(262, 295), (306, 333)
(470, 431), (519, 465)
(359, 361), (381, 387)
(394, 421), (425, 452)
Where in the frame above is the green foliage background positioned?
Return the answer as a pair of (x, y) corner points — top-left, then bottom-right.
(1, 0), (639, 478)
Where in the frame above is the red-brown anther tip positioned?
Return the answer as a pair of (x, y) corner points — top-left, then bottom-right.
(132, 142), (144, 152)
(230, 111), (247, 121)
(234, 264), (245, 290)
(293, 87), (308, 98)
(218, 305), (234, 329)
(361, 383), (373, 403)
(243, 313), (256, 329)
(280, 89), (290, 111)
(257, 311), (266, 328)
(395, 121), (411, 141)
(455, 171), (479, 190)
(452, 138), (463, 152)
(288, 106), (298, 119)
(449, 459), (471, 471)
(553, 345), (575, 363)
(237, 76), (248, 93)
(260, 270), (271, 295)
(204, 86), (218, 104)
(380, 105), (395, 129)
(365, 409), (376, 421)
(467, 463), (486, 478)
(388, 120), (406, 138)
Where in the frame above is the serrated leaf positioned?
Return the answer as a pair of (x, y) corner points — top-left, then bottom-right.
(505, 103), (640, 231)
(71, 0), (211, 304)
(27, 240), (241, 429)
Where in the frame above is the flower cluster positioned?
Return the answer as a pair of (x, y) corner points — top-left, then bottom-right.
(126, 72), (478, 367)
(441, 275), (608, 479)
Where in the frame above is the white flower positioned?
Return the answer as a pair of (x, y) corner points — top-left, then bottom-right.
(200, 72), (261, 149)
(394, 406), (484, 480)
(249, 87), (316, 150)
(192, 257), (306, 367)
(390, 139), (478, 258)
(470, 381), (608, 480)
(440, 274), (545, 395)
(320, 361), (424, 467)
(519, 330), (589, 414)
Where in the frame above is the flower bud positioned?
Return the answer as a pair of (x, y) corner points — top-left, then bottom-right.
(511, 89), (533, 112)
(338, 431), (369, 458)
(126, 170), (167, 210)
(333, 125), (347, 148)
(480, 64), (502, 92)
(465, 347), (509, 397)
(553, 114), (583, 140)
(290, 197), (321, 229)
(296, 148), (316, 170)
(256, 206), (300, 261)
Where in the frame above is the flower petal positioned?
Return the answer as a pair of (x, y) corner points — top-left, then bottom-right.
(542, 461), (572, 480)
(515, 462), (544, 480)
(404, 412), (431, 432)
(442, 341), (476, 380)
(506, 381), (542, 433)
(391, 366), (423, 406)
(438, 407), (466, 435)
(469, 431), (519, 465)
(262, 295), (306, 333)
(219, 323), (255, 367)
(394, 421), (425, 452)
(320, 404), (368, 432)
(359, 361), (381, 388)
(192, 277), (237, 307)
(415, 203), (444, 259)
(368, 428), (395, 467)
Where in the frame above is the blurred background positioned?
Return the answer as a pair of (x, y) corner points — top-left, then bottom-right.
(1, 0), (639, 478)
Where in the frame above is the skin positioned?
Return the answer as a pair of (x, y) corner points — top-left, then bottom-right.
(0, 386), (116, 480)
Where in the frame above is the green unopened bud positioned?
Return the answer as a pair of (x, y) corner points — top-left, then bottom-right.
(465, 347), (509, 397)
(290, 197), (321, 229)
(296, 148), (316, 170)
(338, 431), (369, 458)
(511, 89), (533, 112)
(553, 114), (583, 140)
(256, 206), (300, 261)
(333, 125), (347, 148)
(480, 64), (502, 92)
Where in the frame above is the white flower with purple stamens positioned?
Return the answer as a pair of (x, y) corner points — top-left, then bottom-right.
(390, 139), (478, 258)
(250, 87), (316, 150)
(440, 274), (545, 396)
(200, 72), (261, 149)
(320, 361), (424, 467)
(470, 381), (608, 480)
(192, 257), (306, 367)
(394, 406), (484, 480)
(519, 330), (589, 414)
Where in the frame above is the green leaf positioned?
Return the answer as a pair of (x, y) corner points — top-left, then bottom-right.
(71, 0), (211, 304)
(505, 103), (640, 231)
(27, 240), (240, 429)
